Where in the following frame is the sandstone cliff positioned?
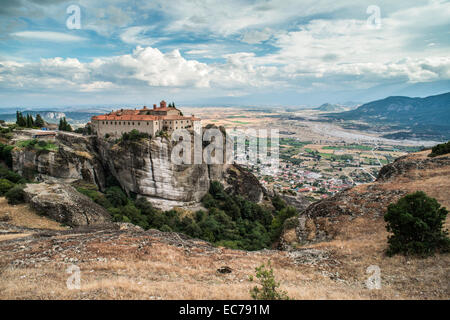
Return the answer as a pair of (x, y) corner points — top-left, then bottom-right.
(281, 150), (450, 248)
(12, 132), (105, 188)
(11, 131), (265, 210)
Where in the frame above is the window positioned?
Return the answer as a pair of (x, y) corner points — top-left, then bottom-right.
(102, 121), (105, 125)
(138, 122), (140, 126)
(132, 122), (135, 125)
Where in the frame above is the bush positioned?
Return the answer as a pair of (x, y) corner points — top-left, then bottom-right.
(429, 141), (450, 157)
(249, 260), (289, 300)
(384, 191), (450, 256)
(0, 166), (24, 183)
(121, 129), (150, 142)
(5, 185), (26, 205)
(0, 178), (14, 195)
(0, 144), (14, 167)
(105, 186), (128, 207)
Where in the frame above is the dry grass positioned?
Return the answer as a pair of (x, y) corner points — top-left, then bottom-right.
(0, 197), (67, 231)
(0, 216), (448, 300)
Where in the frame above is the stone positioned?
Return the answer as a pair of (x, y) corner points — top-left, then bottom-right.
(217, 266), (232, 274)
(23, 182), (111, 227)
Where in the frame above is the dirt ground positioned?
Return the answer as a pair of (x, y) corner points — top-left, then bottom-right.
(0, 207), (448, 300)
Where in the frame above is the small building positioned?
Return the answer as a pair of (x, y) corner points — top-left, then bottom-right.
(91, 101), (201, 137)
(32, 131), (57, 140)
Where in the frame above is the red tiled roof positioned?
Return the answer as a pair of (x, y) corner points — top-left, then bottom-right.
(91, 107), (200, 122)
(92, 114), (200, 121)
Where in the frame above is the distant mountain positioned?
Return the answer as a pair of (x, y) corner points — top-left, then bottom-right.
(316, 103), (352, 112)
(327, 92), (450, 141)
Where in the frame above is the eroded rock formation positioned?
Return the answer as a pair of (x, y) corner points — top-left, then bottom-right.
(12, 131), (266, 210)
(23, 182), (111, 227)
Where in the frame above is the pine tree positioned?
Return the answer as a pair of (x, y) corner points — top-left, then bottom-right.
(35, 114), (45, 128)
(59, 117), (72, 132)
(16, 111), (26, 127)
(26, 114), (32, 128)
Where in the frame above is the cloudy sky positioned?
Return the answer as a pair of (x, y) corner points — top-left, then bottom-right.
(0, 0), (449, 109)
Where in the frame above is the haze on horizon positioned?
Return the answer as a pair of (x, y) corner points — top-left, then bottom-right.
(0, 0), (449, 109)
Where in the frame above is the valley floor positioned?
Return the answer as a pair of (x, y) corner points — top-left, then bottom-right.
(0, 198), (448, 300)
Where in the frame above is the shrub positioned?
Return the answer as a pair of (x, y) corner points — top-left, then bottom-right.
(249, 260), (289, 300)
(5, 185), (26, 205)
(428, 141), (450, 157)
(0, 144), (14, 167)
(121, 129), (150, 142)
(0, 178), (14, 195)
(77, 187), (113, 209)
(384, 191), (450, 256)
(105, 186), (128, 207)
(0, 166), (23, 183)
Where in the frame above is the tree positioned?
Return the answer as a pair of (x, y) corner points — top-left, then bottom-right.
(35, 114), (45, 127)
(105, 186), (128, 207)
(384, 191), (450, 256)
(249, 260), (289, 300)
(428, 141), (450, 157)
(59, 117), (72, 132)
(26, 114), (34, 128)
(16, 111), (26, 127)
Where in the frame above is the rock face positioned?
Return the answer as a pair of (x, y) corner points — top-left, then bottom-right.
(280, 150), (450, 248)
(12, 130), (266, 210)
(377, 153), (450, 182)
(12, 132), (106, 188)
(23, 182), (111, 227)
(278, 193), (311, 212)
(96, 137), (266, 207)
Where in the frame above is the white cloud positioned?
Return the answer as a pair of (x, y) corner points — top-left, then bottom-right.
(119, 26), (159, 46)
(241, 28), (273, 44)
(11, 31), (86, 42)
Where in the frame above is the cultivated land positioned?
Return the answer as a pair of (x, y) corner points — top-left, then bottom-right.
(185, 106), (428, 200)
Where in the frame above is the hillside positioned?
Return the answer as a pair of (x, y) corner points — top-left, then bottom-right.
(0, 150), (449, 299)
(326, 92), (450, 140)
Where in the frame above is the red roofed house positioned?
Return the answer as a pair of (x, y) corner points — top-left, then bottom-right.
(91, 101), (201, 137)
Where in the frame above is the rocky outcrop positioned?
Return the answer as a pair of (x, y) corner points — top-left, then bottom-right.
(377, 152), (450, 182)
(12, 130), (266, 210)
(23, 182), (111, 227)
(12, 132), (106, 188)
(223, 165), (267, 203)
(281, 150), (450, 248)
(278, 193), (311, 212)
(96, 136), (266, 208)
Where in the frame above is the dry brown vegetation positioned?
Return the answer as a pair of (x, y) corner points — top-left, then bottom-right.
(0, 211), (448, 300)
(0, 197), (67, 232)
(0, 151), (449, 300)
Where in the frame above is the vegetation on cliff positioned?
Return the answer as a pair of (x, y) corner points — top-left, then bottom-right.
(384, 191), (450, 257)
(75, 178), (297, 251)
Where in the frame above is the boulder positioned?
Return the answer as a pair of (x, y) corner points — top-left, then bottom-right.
(23, 182), (111, 227)
(279, 193), (311, 212)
